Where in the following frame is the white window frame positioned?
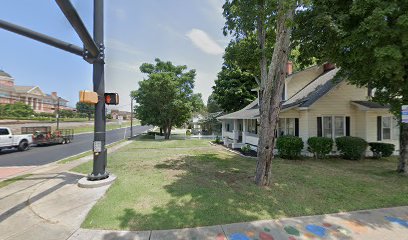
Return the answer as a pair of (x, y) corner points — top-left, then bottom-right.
(278, 118), (296, 136)
(382, 116), (391, 140)
(382, 116), (399, 141)
(248, 119), (258, 135)
(322, 116), (346, 139)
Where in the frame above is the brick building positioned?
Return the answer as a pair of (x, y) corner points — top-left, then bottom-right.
(0, 69), (73, 113)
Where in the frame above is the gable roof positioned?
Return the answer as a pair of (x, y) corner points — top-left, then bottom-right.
(14, 86), (36, 93)
(0, 70), (12, 78)
(218, 67), (343, 120)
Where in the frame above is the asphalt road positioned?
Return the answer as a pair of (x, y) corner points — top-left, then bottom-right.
(0, 125), (151, 167)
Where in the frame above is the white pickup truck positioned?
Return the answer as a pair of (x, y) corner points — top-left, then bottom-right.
(0, 127), (33, 151)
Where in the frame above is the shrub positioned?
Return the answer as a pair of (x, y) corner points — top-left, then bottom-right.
(369, 142), (395, 158)
(241, 144), (251, 153)
(335, 136), (368, 160)
(276, 136), (304, 159)
(214, 135), (221, 144)
(307, 137), (333, 159)
(186, 130), (191, 136)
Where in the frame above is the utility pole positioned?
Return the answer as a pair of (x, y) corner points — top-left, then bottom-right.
(89, 0), (108, 180)
(56, 97), (60, 130)
(0, 0), (109, 182)
(130, 97), (134, 138)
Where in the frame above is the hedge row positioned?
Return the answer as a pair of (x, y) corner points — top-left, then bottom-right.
(276, 136), (395, 160)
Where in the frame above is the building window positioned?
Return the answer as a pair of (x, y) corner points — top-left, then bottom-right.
(382, 117), (392, 140)
(322, 116), (345, 139)
(278, 118), (296, 136)
(226, 123), (230, 132)
(0, 128), (10, 135)
(248, 119), (258, 134)
(334, 116), (345, 138)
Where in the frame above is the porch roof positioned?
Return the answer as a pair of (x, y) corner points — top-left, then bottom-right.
(351, 101), (390, 110)
(217, 100), (259, 120)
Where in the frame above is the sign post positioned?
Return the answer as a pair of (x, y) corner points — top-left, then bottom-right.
(402, 105), (408, 123)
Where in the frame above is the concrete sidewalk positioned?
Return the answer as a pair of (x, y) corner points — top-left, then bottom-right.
(1, 149), (408, 239)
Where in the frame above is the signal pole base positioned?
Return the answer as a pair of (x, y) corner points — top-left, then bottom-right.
(79, 174), (116, 188)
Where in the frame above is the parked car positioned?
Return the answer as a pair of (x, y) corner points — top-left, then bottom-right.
(0, 127), (33, 151)
(21, 126), (74, 145)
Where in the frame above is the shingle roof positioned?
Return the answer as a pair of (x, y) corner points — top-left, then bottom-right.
(217, 100), (259, 120)
(284, 68), (341, 107)
(352, 101), (389, 109)
(217, 68), (343, 120)
(14, 86), (35, 93)
(0, 70), (12, 78)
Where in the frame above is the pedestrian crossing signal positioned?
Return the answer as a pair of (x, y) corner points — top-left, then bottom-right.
(104, 93), (119, 105)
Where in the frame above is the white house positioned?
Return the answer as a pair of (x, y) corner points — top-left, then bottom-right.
(217, 64), (399, 155)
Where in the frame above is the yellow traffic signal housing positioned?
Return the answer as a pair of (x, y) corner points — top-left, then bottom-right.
(79, 91), (98, 104)
(104, 93), (119, 105)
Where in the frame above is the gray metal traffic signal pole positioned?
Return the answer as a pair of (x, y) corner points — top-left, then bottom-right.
(89, 0), (109, 180)
(0, 0), (109, 181)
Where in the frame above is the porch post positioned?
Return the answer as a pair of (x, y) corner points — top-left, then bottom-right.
(233, 119), (238, 144)
(242, 119), (247, 144)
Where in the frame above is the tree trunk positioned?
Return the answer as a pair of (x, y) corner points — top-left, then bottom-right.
(255, 1), (295, 186)
(397, 123), (408, 174)
(160, 127), (163, 135)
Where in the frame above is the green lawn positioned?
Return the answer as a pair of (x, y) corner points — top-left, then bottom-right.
(73, 136), (408, 231)
(72, 122), (133, 134)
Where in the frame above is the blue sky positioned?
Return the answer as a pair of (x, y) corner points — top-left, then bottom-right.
(0, 0), (228, 110)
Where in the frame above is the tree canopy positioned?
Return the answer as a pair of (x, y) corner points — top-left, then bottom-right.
(0, 102), (34, 117)
(206, 93), (222, 113)
(76, 102), (94, 120)
(212, 64), (257, 112)
(132, 58), (201, 139)
(294, 0), (408, 173)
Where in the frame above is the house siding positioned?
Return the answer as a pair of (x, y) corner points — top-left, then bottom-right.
(306, 81), (367, 138)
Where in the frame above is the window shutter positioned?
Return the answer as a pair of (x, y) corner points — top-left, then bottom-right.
(377, 116), (382, 141)
(346, 117), (350, 136)
(295, 118), (299, 137)
(317, 117), (322, 137)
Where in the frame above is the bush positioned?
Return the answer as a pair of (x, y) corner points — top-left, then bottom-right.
(241, 144), (251, 153)
(307, 137), (333, 159)
(369, 142), (395, 158)
(214, 135), (221, 144)
(335, 136), (368, 160)
(276, 136), (304, 159)
(186, 130), (191, 136)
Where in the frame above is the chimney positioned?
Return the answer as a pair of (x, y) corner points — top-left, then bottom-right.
(323, 63), (335, 72)
(51, 92), (58, 97)
(286, 61), (293, 76)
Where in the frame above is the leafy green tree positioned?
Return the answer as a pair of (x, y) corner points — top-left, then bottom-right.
(223, 0), (297, 186)
(132, 58), (198, 139)
(207, 93), (222, 113)
(191, 93), (205, 114)
(59, 109), (76, 118)
(212, 65), (257, 112)
(2, 102), (34, 117)
(294, 0), (408, 174)
(76, 102), (94, 120)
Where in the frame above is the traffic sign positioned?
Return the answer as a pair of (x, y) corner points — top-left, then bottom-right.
(104, 93), (119, 105)
(402, 105), (408, 123)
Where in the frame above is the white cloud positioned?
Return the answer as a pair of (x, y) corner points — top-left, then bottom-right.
(186, 29), (224, 55)
(107, 61), (141, 73)
(105, 39), (142, 56)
